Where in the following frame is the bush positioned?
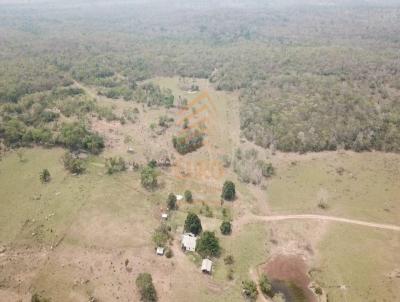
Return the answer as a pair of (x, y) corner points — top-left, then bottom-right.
(166, 193), (177, 210)
(165, 248), (173, 258)
(172, 129), (204, 155)
(242, 280), (258, 301)
(196, 231), (220, 257)
(220, 221), (232, 235)
(259, 274), (273, 297)
(140, 166), (157, 189)
(62, 152), (85, 174)
(258, 161), (275, 178)
(135, 273), (157, 302)
(184, 190), (193, 203)
(106, 157), (126, 174)
(184, 212), (202, 236)
(31, 294), (50, 302)
(221, 180), (236, 201)
(40, 168), (51, 183)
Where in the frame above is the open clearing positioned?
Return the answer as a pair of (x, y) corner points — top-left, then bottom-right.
(1, 77), (400, 302)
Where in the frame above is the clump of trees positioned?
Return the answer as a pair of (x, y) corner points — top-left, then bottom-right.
(63, 152), (85, 174)
(221, 180), (236, 201)
(140, 166), (157, 189)
(135, 273), (157, 302)
(172, 129), (204, 155)
(106, 157), (126, 174)
(184, 212), (202, 235)
(196, 231), (220, 257)
(57, 122), (104, 154)
(233, 148), (274, 185)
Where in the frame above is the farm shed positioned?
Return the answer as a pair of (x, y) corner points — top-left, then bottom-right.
(181, 233), (197, 252)
(201, 259), (213, 274)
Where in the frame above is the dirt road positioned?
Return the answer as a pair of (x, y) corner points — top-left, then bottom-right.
(239, 214), (400, 232)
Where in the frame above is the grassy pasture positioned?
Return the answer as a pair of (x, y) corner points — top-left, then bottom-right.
(267, 152), (400, 224)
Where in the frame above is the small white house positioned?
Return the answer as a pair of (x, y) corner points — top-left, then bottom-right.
(176, 194), (183, 201)
(181, 233), (197, 252)
(161, 213), (168, 220)
(201, 259), (213, 274)
(156, 247), (165, 256)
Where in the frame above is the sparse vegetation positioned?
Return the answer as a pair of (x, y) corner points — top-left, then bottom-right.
(62, 152), (85, 174)
(259, 274), (273, 298)
(136, 273), (157, 302)
(105, 157), (126, 175)
(140, 166), (157, 190)
(152, 223), (171, 247)
(242, 280), (258, 301)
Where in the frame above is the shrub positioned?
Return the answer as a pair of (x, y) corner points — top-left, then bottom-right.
(135, 273), (157, 302)
(242, 280), (258, 301)
(221, 180), (236, 201)
(62, 152), (85, 174)
(259, 274), (273, 297)
(140, 166), (157, 189)
(258, 161), (275, 178)
(40, 168), (51, 183)
(184, 190), (193, 202)
(224, 255), (234, 265)
(166, 193), (177, 210)
(184, 212), (202, 236)
(165, 248), (173, 258)
(220, 221), (232, 235)
(196, 231), (220, 257)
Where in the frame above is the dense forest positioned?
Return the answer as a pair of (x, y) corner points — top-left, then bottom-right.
(1, 0), (400, 152)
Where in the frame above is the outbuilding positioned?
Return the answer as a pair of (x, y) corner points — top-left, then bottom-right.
(156, 247), (165, 256)
(161, 213), (168, 220)
(181, 233), (197, 252)
(201, 259), (213, 274)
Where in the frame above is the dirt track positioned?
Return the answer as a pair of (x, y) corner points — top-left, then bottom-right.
(239, 214), (400, 232)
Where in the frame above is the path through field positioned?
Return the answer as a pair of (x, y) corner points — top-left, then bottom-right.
(238, 214), (400, 231)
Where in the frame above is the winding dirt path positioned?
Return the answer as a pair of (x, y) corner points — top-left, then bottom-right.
(238, 214), (400, 232)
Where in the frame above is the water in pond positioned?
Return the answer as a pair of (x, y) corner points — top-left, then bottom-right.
(271, 279), (308, 302)
(264, 255), (317, 302)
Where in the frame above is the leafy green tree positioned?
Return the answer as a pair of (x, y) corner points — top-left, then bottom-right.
(220, 221), (232, 235)
(184, 212), (202, 235)
(140, 166), (157, 189)
(242, 280), (258, 301)
(259, 274), (273, 297)
(136, 273), (157, 302)
(40, 169), (51, 183)
(221, 180), (236, 201)
(196, 231), (220, 257)
(166, 193), (177, 210)
(184, 190), (193, 202)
